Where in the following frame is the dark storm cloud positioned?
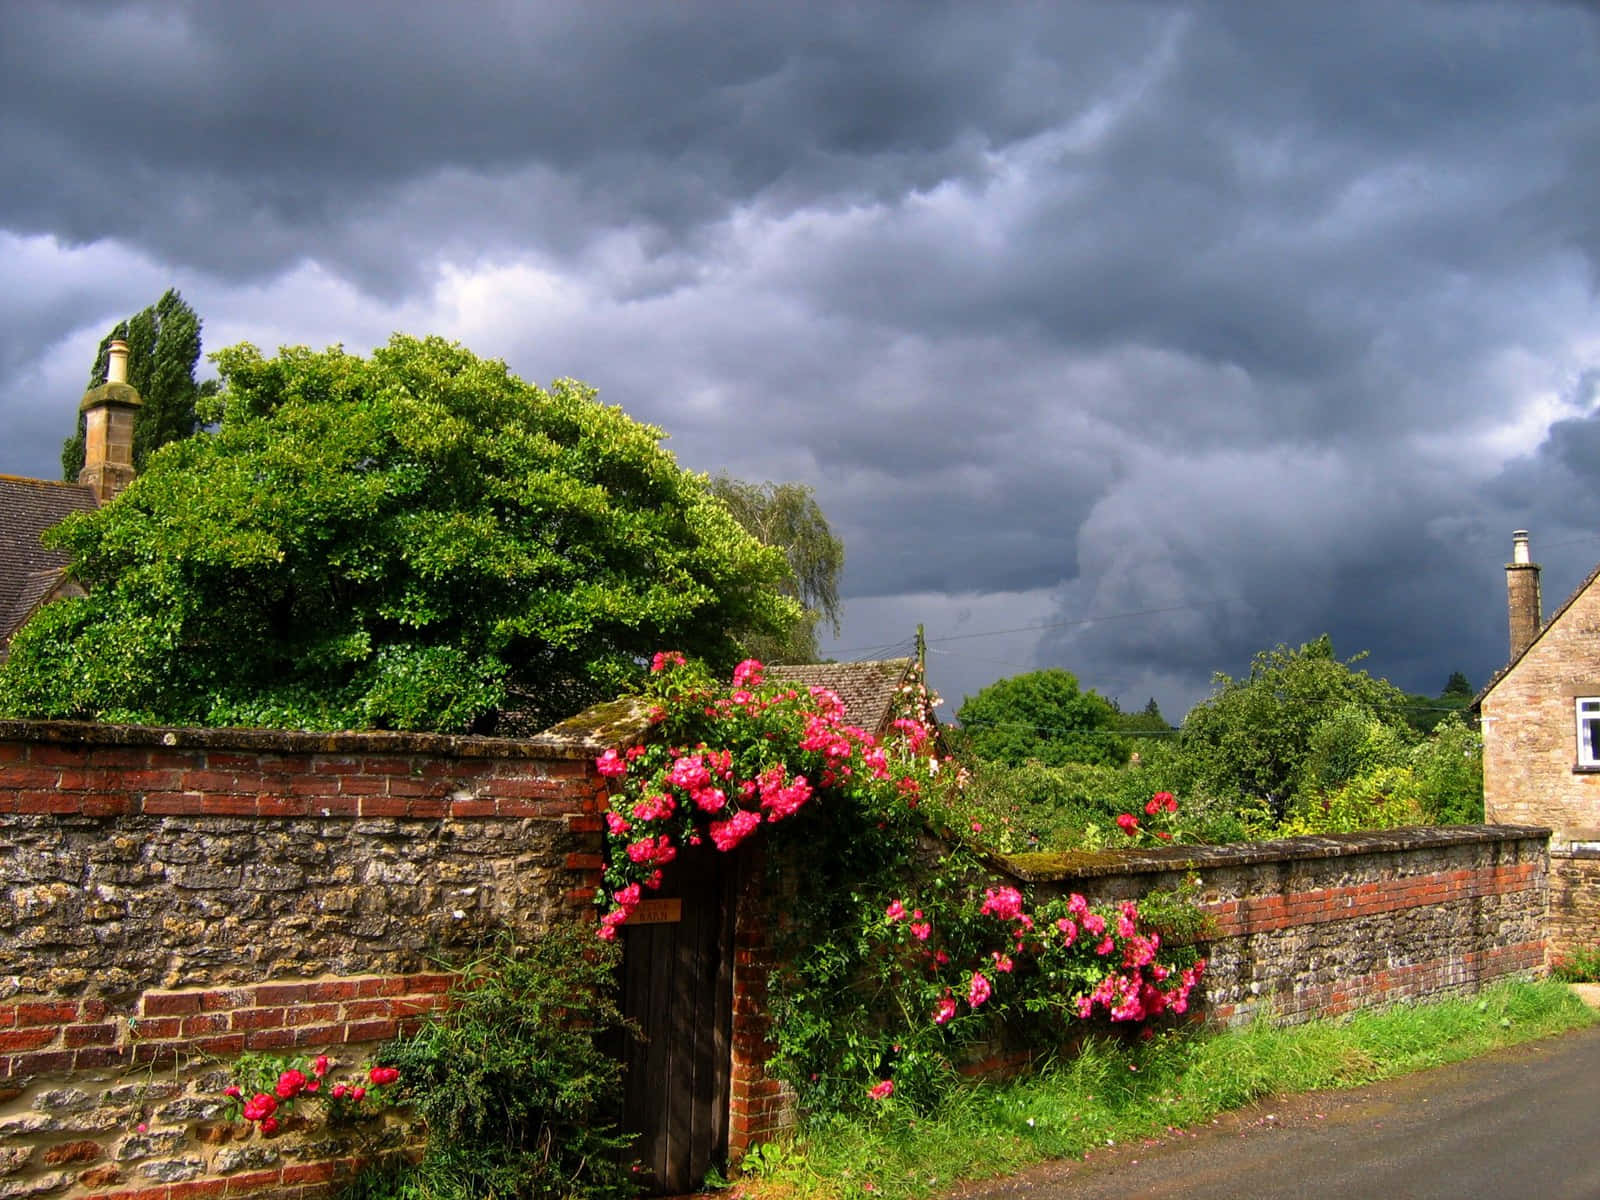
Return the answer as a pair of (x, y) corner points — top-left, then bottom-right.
(0, 2), (1154, 287)
(3, 0), (1599, 717)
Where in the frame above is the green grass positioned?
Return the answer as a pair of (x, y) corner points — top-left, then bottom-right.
(731, 980), (1597, 1200)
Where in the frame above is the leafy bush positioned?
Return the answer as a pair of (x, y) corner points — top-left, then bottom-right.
(1409, 714), (1484, 824)
(2, 334), (800, 732)
(955, 669), (1127, 768)
(1272, 765), (1426, 836)
(350, 927), (637, 1200)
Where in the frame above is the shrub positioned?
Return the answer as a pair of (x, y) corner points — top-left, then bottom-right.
(1551, 944), (1600, 983)
(350, 927), (636, 1200)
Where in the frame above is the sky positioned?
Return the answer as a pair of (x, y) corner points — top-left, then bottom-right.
(4, 0), (1600, 722)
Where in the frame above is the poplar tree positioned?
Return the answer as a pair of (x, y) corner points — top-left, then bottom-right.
(61, 289), (208, 479)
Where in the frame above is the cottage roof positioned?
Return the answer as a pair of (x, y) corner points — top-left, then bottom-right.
(0, 475), (97, 650)
(1475, 558), (1600, 708)
(767, 658), (917, 736)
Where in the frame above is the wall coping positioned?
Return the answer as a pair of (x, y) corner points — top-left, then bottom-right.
(0, 696), (656, 762)
(993, 824), (1551, 883)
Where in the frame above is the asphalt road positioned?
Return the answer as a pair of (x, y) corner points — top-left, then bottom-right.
(951, 1026), (1600, 1200)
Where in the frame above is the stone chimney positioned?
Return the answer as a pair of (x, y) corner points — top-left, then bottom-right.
(1506, 529), (1542, 662)
(77, 338), (142, 502)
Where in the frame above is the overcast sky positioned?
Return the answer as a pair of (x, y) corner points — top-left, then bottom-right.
(4, 0), (1600, 720)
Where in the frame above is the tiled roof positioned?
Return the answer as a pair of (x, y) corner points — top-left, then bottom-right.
(0, 474), (97, 647)
(767, 658), (916, 736)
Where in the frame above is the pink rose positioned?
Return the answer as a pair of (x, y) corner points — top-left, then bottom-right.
(967, 971), (992, 1008)
(868, 1079), (894, 1100)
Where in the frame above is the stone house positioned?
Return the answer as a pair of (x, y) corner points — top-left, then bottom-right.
(0, 339), (141, 660)
(1477, 530), (1600, 957)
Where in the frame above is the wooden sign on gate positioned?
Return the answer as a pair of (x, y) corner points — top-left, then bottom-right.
(623, 898), (682, 925)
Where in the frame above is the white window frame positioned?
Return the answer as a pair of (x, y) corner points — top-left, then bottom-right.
(1577, 698), (1600, 767)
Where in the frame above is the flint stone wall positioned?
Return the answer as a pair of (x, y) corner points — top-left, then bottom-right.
(1002, 825), (1550, 1026)
(0, 713), (637, 1200)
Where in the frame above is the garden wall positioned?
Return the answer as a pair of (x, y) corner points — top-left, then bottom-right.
(0, 713), (641, 1200)
(1002, 824), (1549, 1026)
(1548, 838), (1600, 964)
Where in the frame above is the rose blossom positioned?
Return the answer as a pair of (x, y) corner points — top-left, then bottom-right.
(967, 971), (993, 1008)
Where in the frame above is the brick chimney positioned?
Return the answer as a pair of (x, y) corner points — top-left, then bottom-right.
(77, 338), (142, 502)
(1506, 529), (1542, 662)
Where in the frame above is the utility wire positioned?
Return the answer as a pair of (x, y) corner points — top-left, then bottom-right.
(828, 599), (1227, 657)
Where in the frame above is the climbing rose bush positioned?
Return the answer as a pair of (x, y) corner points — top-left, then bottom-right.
(596, 655), (1205, 1111)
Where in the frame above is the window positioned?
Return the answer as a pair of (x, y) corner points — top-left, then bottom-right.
(1577, 698), (1600, 767)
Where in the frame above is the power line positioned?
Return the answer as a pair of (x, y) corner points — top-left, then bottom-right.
(828, 599), (1227, 657)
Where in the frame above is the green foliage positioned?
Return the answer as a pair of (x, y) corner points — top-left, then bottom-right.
(355, 927), (636, 1200)
(61, 288), (211, 478)
(957, 669), (1127, 768)
(707, 475), (845, 663)
(1409, 714), (1484, 823)
(1551, 945), (1600, 983)
(1295, 702), (1411, 796)
(4, 334), (801, 731)
(1270, 766), (1426, 837)
(1110, 696), (1173, 735)
(737, 981), (1593, 1200)
(1400, 670), (1477, 735)
(1177, 635), (1412, 820)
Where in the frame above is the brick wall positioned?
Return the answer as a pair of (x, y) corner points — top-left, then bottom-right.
(0, 716), (628, 1200)
(1007, 825), (1549, 1027)
(1480, 569), (1600, 837)
(726, 844), (793, 1160)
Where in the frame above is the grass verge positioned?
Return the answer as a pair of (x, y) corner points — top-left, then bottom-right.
(730, 980), (1596, 1200)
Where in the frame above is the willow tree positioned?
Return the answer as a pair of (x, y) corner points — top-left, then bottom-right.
(708, 476), (844, 662)
(7, 334), (801, 732)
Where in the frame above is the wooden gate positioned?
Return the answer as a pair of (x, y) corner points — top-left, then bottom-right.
(619, 842), (737, 1193)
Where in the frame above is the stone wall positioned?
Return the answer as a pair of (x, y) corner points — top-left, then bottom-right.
(0, 716), (628, 1200)
(1548, 843), (1600, 964)
(1003, 825), (1549, 1026)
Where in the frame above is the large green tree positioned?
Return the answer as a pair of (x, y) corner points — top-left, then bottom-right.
(956, 668), (1127, 768)
(1177, 635), (1412, 818)
(61, 288), (210, 479)
(707, 475), (844, 662)
(6, 334), (801, 732)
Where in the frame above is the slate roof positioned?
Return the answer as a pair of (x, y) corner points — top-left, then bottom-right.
(767, 658), (917, 736)
(0, 475), (97, 651)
